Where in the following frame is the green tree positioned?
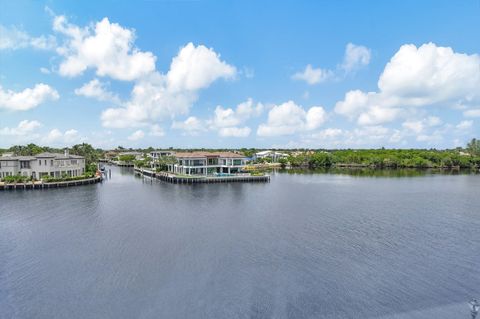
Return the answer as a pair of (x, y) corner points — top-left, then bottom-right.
(119, 154), (136, 162)
(70, 143), (101, 166)
(467, 138), (480, 156)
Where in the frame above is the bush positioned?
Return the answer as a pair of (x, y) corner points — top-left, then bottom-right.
(1, 175), (32, 183)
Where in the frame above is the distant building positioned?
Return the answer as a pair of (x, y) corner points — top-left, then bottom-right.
(168, 152), (247, 175)
(254, 150), (288, 162)
(118, 151), (144, 161)
(0, 151), (85, 180)
(149, 150), (175, 161)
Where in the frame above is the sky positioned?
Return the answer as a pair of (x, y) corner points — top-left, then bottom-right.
(0, 0), (479, 149)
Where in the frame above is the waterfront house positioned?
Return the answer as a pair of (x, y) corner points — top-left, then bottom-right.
(0, 150), (85, 180)
(254, 150), (288, 162)
(118, 151), (144, 160)
(149, 150), (175, 161)
(167, 152), (247, 175)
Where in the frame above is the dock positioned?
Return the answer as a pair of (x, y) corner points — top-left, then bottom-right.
(134, 168), (270, 184)
(0, 176), (102, 191)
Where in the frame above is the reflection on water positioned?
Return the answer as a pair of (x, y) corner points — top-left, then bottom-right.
(278, 167), (479, 177)
(0, 165), (479, 319)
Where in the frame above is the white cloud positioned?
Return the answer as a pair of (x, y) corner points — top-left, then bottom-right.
(464, 109), (480, 117)
(0, 120), (42, 136)
(0, 84), (59, 111)
(292, 64), (333, 85)
(127, 130), (145, 141)
(456, 120), (473, 131)
(257, 101), (327, 136)
(64, 129), (80, 143)
(242, 67), (255, 79)
(305, 106), (328, 130)
(207, 98), (262, 138)
(101, 43), (236, 128)
(335, 43), (480, 125)
(53, 16), (156, 81)
(42, 128), (83, 145)
(218, 126), (251, 137)
(171, 116), (206, 135)
(40, 67), (51, 74)
(44, 129), (63, 143)
(341, 43), (371, 72)
(166, 42), (236, 92)
(292, 43), (370, 85)
(210, 98), (263, 128)
(74, 78), (120, 103)
(357, 106), (401, 126)
(0, 25), (56, 50)
(149, 124), (165, 137)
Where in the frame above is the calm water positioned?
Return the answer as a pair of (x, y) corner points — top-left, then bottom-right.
(1, 167), (479, 319)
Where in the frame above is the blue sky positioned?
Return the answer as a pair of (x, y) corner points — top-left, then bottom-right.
(1, 0), (479, 149)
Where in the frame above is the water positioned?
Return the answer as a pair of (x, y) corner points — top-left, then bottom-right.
(1, 166), (479, 318)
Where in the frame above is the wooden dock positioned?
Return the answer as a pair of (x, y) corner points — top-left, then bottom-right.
(0, 176), (102, 191)
(134, 168), (270, 184)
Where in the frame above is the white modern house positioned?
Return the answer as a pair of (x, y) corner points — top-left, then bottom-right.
(254, 150), (289, 162)
(149, 150), (175, 161)
(167, 152), (247, 175)
(0, 151), (85, 180)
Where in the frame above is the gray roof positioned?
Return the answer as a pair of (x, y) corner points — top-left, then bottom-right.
(36, 152), (84, 159)
(0, 156), (36, 161)
(0, 153), (84, 161)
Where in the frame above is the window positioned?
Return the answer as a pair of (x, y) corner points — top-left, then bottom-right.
(20, 161), (30, 169)
(51, 160), (53, 166)
(45, 160), (47, 165)
(39, 160), (41, 166)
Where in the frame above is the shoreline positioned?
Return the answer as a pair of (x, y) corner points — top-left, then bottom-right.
(0, 176), (102, 191)
(134, 168), (270, 184)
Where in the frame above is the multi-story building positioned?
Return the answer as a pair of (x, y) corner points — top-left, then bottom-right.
(167, 152), (247, 175)
(0, 151), (85, 180)
(254, 150), (289, 162)
(149, 150), (175, 160)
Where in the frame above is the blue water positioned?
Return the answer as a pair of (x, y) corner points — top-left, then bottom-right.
(1, 167), (479, 318)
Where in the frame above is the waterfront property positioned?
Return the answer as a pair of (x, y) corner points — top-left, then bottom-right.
(0, 151), (85, 180)
(167, 152), (247, 175)
(149, 150), (175, 161)
(118, 151), (144, 160)
(254, 150), (289, 162)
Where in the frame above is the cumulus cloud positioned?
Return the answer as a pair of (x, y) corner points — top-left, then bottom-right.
(464, 109), (480, 117)
(0, 25), (56, 50)
(0, 84), (59, 111)
(74, 78), (120, 103)
(218, 126), (251, 137)
(456, 120), (473, 131)
(101, 43), (236, 128)
(166, 42), (236, 92)
(402, 116), (442, 134)
(341, 43), (371, 72)
(292, 43), (371, 85)
(53, 16), (156, 81)
(171, 116), (206, 135)
(42, 128), (83, 145)
(257, 101), (327, 136)
(149, 124), (165, 137)
(0, 120), (42, 136)
(335, 43), (480, 125)
(206, 98), (262, 137)
(127, 130), (145, 141)
(292, 64), (333, 85)
(40, 67), (51, 74)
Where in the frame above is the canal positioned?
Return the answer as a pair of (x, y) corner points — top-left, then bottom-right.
(1, 166), (479, 318)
